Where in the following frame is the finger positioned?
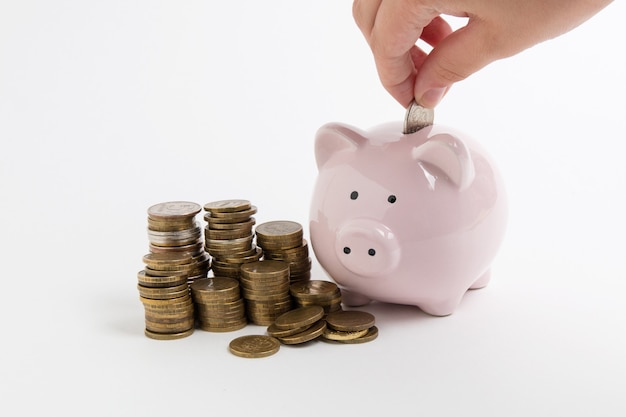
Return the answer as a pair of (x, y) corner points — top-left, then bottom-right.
(369, 0), (440, 106)
(420, 15), (453, 47)
(352, 0), (383, 42)
(415, 21), (500, 108)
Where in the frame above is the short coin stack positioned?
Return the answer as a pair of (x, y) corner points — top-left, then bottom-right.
(239, 260), (292, 326)
(290, 280), (343, 314)
(255, 221), (312, 284)
(203, 199), (258, 279)
(137, 252), (195, 340)
(322, 310), (378, 344)
(266, 306), (327, 345)
(146, 201), (209, 286)
(190, 277), (247, 332)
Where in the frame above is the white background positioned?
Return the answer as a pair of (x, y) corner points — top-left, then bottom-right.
(1, 1), (625, 416)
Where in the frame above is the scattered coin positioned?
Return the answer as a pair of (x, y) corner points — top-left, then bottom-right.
(290, 279), (342, 313)
(276, 320), (327, 345)
(403, 100), (434, 134)
(228, 335), (280, 358)
(273, 306), (324, 330)
(322, 327), (369, 341)
(325, 310), (375, 332)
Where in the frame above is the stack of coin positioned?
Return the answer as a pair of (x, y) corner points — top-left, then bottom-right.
(147, 201), (209, 285)
(239, 260), (292, 326)
(137, 267), (194, 340)
(203, 199), (258, 279)
(322, 310), (378, 344)
(190, 277), (247, 332)
(266, 306), (327, 345)
(290, 280), (343, 314)
(255, 221), (311, 283)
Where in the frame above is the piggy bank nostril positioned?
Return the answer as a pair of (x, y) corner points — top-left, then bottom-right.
(343, 247), (351, 254)
(368, 248), (376, 256)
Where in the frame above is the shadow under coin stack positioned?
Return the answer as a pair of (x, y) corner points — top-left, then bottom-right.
(146, 201), (210, 287)
(137, 252), (195, 340)
(240, 260), (292, 326)
(255, 221), (312, 285)
(202, 199), (259, 279)
(289, 279), (343, 315)
(190, 277), (247, 332)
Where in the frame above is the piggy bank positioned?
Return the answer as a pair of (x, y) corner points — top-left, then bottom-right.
(309, 121), (507, 316)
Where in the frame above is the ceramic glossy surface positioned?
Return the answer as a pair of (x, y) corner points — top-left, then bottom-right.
(309, 121), (508, 316)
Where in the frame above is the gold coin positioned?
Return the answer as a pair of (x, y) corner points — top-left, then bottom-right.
(273, 306), (324, 330)
(277, 320), (326, 345)
(336, 326), (379, 344)
(203, 199), (251, 213)
(142, 252), (193, 266)
(147, 201), (201, 219)
(290, 280), (340, 301)
(267, 322), (314, 338)
(137, 270), (188, 288)
(199, 320), (248, 333)
(207, 217), (256, 231)
(144, 327), (194, 340)
(322, 327), (369, 341)
(255, 220), (302, 238)
(190, 277), (239, 294)
(325, 310), (375, 332)
(206, 206), (257, 219)
(228, 335), (280, 358)
(240, 260), (290, 279)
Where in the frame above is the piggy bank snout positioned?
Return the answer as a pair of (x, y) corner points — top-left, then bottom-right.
(335, 219), (400, 277)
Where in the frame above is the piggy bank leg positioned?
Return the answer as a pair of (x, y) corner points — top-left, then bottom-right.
(469, 269), (491, 290)
(341, 289), (372, 307)
(418, 293), (465, 317)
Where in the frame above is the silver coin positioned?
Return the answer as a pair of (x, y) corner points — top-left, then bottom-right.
(403, 100), (434, 134)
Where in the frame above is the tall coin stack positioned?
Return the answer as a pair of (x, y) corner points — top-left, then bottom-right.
(137, 253), (195, 340)
(240, 260), (292, 326)
(146, 201), (210, 286)
(190, 277), (247, 332)
(255, 221), (312, 284)
(203, 199), (259, 279)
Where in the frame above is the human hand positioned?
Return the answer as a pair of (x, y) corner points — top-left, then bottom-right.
(353, 0), (613, 108)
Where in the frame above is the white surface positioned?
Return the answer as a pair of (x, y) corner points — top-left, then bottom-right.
(1, 1), (625, 416)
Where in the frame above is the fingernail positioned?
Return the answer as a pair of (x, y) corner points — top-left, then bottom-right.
(419, 87), (446, 108)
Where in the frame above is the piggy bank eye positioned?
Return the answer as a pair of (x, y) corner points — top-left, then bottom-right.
(350, 191), (358, 200)
(387, 195), (397, 204)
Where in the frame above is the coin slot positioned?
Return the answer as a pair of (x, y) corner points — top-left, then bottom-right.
(343, 247), (351, 254)
(350, 191), (358, 200)
(387, 195), (396, 204)
(368, 249), (376, 256)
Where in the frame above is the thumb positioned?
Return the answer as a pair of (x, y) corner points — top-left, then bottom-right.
(415, 21), (504, 108)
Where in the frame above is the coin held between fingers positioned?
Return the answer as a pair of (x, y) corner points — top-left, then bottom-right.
(403, 100), (434, 134)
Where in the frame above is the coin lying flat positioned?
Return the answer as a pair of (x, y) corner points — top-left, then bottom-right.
(403, 100), (434, 134)
(325, 310), (375, 332)
(203, 199), (251, 213)
(273, 306), (324, 330)
(228, 335), (280, 358)
(277, 320), (327, 345)
(147, 201), (202, 219)
(336, 326), (379, 344)
(322, 327), (369, 341)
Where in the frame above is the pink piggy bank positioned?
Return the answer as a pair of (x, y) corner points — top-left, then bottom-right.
(309, 121), (508, 316)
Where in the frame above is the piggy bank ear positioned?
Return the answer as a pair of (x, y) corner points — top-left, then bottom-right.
(315, 122), (368, 169)
(412, 133), (475, 191)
